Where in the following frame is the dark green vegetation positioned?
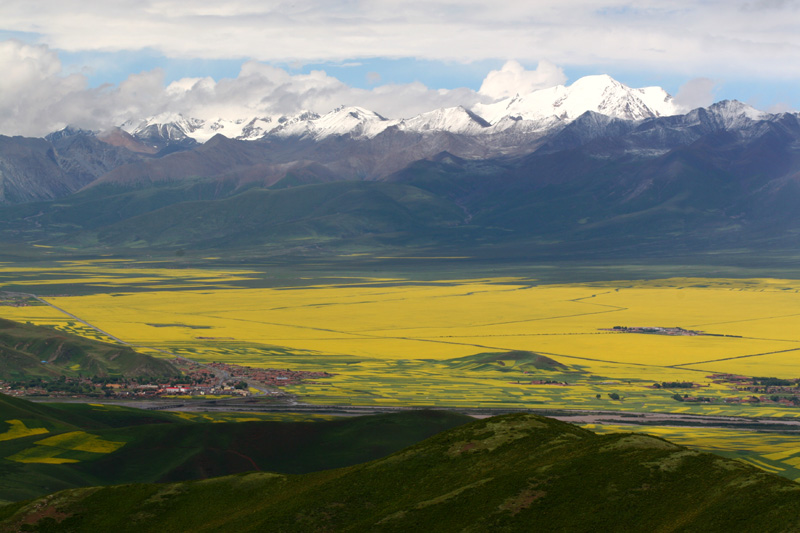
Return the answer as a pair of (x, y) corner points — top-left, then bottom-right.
(3, 413), (800, 532)
(0, 393), (472, 503)
(0, 318), (178, 380)
(446, 350), (568, 373)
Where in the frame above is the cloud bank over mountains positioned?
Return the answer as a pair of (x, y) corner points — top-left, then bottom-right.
(2, 1), (798, 135)
(478, 61), (567, 100)
(0, 40), (585, 137)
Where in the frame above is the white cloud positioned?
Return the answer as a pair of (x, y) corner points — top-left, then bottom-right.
(674, 78), (719, 112)
(478, 60), (567, 99)
(2, 1), (800, 81)
(0, 41), (489, 136)
(0, 41), (180, 136)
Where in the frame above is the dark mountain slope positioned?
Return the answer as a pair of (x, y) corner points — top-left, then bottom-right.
(2, 413), (798, 532)
(89, 181), (465, 248)
(0, 131), (142, 205)
(0, 317), (179, 380)
(0, 394), (472, 503)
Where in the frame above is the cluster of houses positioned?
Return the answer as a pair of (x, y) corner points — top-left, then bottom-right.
(1, 358), (334, 400)
(603, 326), (705, 336)
(650, 373), (800, 405)
(707, 373), (800, 406)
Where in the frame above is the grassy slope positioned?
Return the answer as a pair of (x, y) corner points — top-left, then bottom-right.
(0, 394), (472, 503)
(84, 181), (465, 248)
(0, 317), (179, 380)
(2, 413), (800, 532)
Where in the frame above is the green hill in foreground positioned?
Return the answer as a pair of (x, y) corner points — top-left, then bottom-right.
(3, 413), (800, 533)
(0, 394), (473, 503)
(0, 317), (178, 380)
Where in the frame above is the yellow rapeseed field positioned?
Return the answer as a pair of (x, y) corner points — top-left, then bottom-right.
(2, 268), (800, 411)
(29, 277), (799, 375)
(8, 431), (125, 463)
(0, 420), (49, 442)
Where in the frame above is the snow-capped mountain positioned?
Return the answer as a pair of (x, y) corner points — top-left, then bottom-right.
(395, 106), (490, 135)
(267, 107), (390, 139)
(121, 75), (685, 147)
(687, 100), (768, 130)
(472, 74), (678, 126)
(122, 113), (277, 145)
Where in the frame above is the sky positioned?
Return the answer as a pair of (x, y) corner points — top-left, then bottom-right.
(1, 0), (799, 136)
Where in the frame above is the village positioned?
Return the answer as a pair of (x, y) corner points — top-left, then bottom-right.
(0, 359), (334, 400)
(648, 373), (800, 406)
(602, 325), (706, 336)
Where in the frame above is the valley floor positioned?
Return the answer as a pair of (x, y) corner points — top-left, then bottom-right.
(2, 256), (800, 480)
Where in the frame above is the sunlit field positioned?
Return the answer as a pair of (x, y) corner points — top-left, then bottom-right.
(2, 263), (799, 416)
(584, 423), (800, 483)
(8, 431), (125, 464)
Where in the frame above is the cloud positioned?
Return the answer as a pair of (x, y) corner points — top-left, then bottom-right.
(674, 77), (718, 112)
(2, 1), (800, 82)
(0, 40), (179, 136)
(163, 61), (485, 121)
(478, 60), (567, 99)
(767, 101), (793, 113)
(0, 40), (488, 136)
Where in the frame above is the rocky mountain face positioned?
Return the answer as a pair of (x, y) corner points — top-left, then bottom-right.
(0, 128), (144, 204)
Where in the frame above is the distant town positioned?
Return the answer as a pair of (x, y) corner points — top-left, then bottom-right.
(602, 326), (705, 336)
(0, 359), (334, 400)
(601, 325), (744, 338)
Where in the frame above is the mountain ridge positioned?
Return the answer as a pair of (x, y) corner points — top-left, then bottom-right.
(2, 412), (799, 532)
(120, 74), (695, 145)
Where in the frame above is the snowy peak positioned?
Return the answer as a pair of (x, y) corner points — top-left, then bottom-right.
(703, 100), (769, 129)
(399, 106), (490, 135)
(117, 75), (785, 149)
(473, 74), (679, 125)
(308, 106), (389, 139)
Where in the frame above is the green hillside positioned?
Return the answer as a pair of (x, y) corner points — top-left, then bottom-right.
(0, 394), (472, 503)
(2, 412), (799, 532)
(49, 181), (465, 249)
(0, 317), (179, 380)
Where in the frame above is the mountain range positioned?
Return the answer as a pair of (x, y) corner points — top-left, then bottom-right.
(0, 74), (797, 259)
